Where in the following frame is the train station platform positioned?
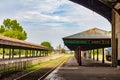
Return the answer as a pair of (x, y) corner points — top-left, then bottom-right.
(45, 56), (120, 80)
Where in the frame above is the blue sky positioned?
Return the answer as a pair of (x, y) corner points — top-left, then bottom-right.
(0, 0), (111, 49)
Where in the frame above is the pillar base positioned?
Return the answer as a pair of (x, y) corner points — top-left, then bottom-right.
(78, 61), (82, 66)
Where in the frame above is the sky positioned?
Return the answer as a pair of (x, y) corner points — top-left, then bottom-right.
(0, 0), (111, 49)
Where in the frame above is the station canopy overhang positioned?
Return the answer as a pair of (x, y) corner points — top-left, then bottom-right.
(0, 35), (49, 50)
(70, 0), (120, 22)
(63, 28), (111, 51)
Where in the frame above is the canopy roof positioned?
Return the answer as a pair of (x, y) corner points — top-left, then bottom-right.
(63, 28), (111, 51)
(0, 35), (48, 50)
(70, 0), (120, 22)
(65, 28), (111, 39)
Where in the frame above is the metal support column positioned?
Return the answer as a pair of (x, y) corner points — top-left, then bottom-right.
(25, 50), (28, 58)
(96, 49), (99, 61)
(36, 50), (38, 57)
(33, 50), (35, 57)
(89, 50), (91, 59)
(102, 48), (105, 63)
(30, 50), (32, 57)
(19, 49), (21, 58)
(43, 50), (45, 56)
(12, 49), (14, 59)
(93, 49), (95, 60)
(45, 50), (47, 56)
(32, 50), (34, 57)
(39, 50), (41, 56)
(9, 48), (11, 60)
(78, 46), (82, 66)
(2, 48), (5, 59)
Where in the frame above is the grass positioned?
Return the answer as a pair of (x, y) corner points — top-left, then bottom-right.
(27, 54), (72, 70)
(1, 54), (72, 80)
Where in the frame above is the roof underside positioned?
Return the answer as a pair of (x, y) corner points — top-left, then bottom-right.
(70, 0), (120, 22)
(66, 43), (111, 51)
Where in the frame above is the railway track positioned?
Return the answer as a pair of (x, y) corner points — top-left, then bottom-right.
(13, 56), (68, 80)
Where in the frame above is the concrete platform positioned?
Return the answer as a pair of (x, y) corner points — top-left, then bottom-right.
(45, 56), (120, 80)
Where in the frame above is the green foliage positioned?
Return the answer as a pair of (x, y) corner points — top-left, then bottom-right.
(41, 41), (54, 52)
(0, 18), (27, 40)
(61, 48), (65, 53)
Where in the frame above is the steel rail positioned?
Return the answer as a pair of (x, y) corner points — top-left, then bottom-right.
(38, 58), (67, 80)
(13, 57), (67, 80)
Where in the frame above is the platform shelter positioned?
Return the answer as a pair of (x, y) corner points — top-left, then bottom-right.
(63, 28), (111, 65)
(69, 0), (120, 67)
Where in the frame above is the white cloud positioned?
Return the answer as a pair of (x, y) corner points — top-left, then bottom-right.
(0, 0), (111, 48)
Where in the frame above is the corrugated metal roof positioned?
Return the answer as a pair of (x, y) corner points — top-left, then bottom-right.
(64, 28), (111, 39)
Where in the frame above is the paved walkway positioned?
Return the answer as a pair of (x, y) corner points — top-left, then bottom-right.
(45, 56), (120, 80)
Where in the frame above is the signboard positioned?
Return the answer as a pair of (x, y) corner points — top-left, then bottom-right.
(64, 39), (111, 45)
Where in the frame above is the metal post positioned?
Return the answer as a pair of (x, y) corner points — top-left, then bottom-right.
(19, 49), (21, 58)
(44, 50), (46, 56)
(78, 46), (82, 66)
(39, 50), (41, 56)
(12, 49), (14, 59)
(96, 49), (99, 61)
(33, 50), (35, 57)
(36, 50), (38, 57)
(89, 50), (91, 59)
(30, 50), (32, 57)
(9, 49), (11, 60)
(102, 48), (105, 63)
(46, 51), (48, 56)
(32, 50), (34, 57)
(93, 49), (95, 60)
(47, 51), (49, 56)
(43, 50), (45, 56)
(25, 50), (28, 58)
(2, 48), (5, 59)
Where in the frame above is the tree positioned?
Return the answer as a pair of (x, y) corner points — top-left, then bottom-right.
(41, 41), (54, 52)
(61, 48), (65, 53)
(0, 18), (27, 40)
